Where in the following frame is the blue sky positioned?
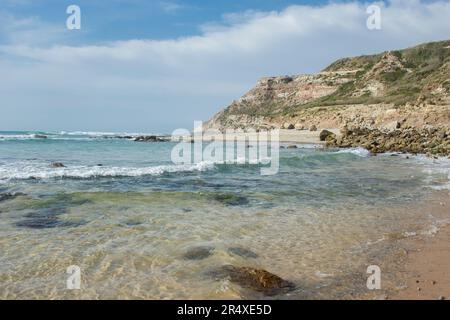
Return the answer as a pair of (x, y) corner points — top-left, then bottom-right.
(0, 0), (449, 133)
(2, 0), (331, 42)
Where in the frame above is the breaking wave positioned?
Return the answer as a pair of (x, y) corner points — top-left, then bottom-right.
(0, 161), (215, 182)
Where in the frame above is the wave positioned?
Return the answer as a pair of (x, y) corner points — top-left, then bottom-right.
(334, 147), (371, 157)
(59, 131), (161, 137)
(0, 131), (162, 141)
(0, 161), (215, 182)
(0, 134), (50, 140)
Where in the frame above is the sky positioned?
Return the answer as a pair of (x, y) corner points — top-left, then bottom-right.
(0, 0), (449, 133)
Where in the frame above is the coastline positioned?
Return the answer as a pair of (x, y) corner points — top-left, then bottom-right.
(390, 193), (450, 300)
(176, 128), (340, 144)
(360, 190), (450, 300)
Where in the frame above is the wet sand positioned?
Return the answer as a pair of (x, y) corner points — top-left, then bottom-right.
(392, 213), (450, 300)
(366, 191), (450, 300)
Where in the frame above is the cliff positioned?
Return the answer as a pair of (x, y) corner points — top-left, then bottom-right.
(205, 40), (450, 133)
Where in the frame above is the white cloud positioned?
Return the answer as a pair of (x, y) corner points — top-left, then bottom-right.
(0, 0), (449, 131)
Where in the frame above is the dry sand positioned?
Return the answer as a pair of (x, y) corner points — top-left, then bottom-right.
(175, 128), (340, 144)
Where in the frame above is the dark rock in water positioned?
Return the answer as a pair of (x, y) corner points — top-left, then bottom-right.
(209, 265), (295, 296)
(0, 192), (25, 202)
(34, 134), (48, 139)
(286, 145), (298, 149)
(123, 219), (142, 226)
(182, 208), (193, 213)
(183, 246), (215, 260)
(16, 214), (60, 229)
(134, 135), (166, 142)
(14, 194), (91, 229)
(319, 129), (335, 141)
(50, 162), (66, 168)
(212, 193), (249, 206)
(228, 247), (258, 258)
(15, 214), (84, 229)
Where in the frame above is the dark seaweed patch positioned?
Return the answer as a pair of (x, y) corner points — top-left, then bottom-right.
(0, 192), (25, 203)
(183, 246), (215, 260)
(15, 215), (84, 229)
(228, 247), (259, 258)
(211, 193), (249, 206)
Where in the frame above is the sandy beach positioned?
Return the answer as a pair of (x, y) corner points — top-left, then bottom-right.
(176, 128), (341, 144)
(391, 192), (450, 300)
(356, 190), (450, 300)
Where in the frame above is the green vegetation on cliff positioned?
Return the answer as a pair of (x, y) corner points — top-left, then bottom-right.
(209, 40), (450, 127)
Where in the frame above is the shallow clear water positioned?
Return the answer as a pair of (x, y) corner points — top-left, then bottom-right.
(0, 131), (449, 299)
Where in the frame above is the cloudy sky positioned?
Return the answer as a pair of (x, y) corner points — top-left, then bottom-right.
(0, 0), (449, 133)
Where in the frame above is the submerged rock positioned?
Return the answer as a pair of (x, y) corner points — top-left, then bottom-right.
(228, 247), (258, 258)
(183, 246), (215, 260)
(15, 213), (84, 229)
(0, 192), (25, 202)
(209, 265), (295, 296)
(212, 193), (249, 206)
(14, 194), (90, 229)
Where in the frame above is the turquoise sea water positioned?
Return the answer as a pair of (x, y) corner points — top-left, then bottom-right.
(0, 131), (449, 299)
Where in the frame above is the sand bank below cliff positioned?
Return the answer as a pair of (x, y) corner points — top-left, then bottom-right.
(177, 128), (341, 144)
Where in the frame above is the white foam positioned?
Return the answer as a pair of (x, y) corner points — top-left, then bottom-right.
(0, 131), (163, 141)
(412, 155), (450, 190)
(0, 134), (38, 140)
(0, 161), (215, 181)
(335, 147), (371, 157)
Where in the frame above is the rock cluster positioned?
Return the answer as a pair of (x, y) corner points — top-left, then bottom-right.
(326, 126), (449, 156)
(134, 135), (165, 142)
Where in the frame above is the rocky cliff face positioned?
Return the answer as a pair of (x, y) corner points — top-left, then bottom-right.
(205, 40), (450, 134)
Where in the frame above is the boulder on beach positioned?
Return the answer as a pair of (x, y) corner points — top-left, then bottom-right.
(309, 125), (317, 131)
(319, 129), (336, 141)
(209, 265), (295, 296)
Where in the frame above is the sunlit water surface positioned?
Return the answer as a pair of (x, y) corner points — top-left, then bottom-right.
(0, 131), (449, 299)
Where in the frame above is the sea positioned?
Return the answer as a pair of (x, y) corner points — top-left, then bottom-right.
(0, 130), (449, 299)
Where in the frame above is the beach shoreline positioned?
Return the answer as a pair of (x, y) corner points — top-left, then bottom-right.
(390, 193), (450, 300)
(358, 190), (450, 300)
(175, 128), (339, 144)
